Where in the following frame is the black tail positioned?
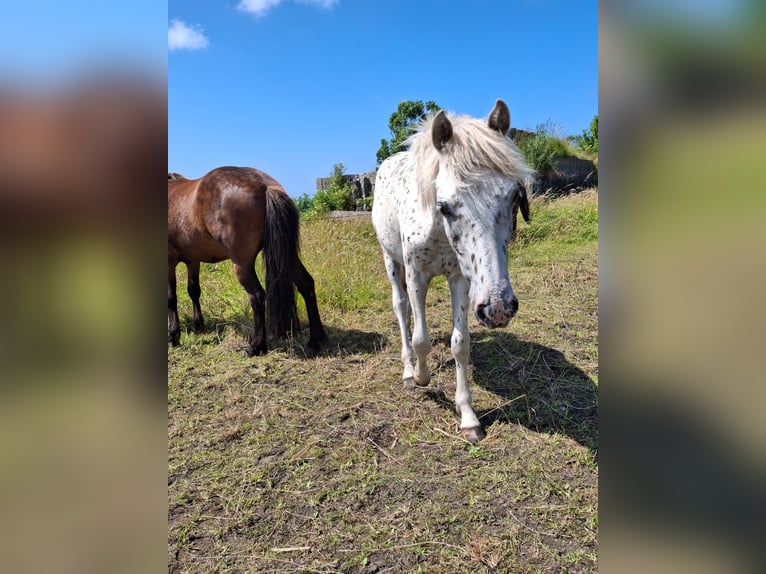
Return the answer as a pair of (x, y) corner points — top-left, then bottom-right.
(263, 187), (299, 338)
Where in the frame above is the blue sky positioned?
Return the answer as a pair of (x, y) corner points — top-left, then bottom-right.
(169, 0), (597, 198)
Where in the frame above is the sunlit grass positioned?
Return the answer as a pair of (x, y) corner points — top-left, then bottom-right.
(169, 189), (598, 573)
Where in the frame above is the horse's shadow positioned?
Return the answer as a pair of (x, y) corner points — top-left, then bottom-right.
(430, 330), (598, 454)
(178, 311), (387, 357)
(177, 313), (597, 452)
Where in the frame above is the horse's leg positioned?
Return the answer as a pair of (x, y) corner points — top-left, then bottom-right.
(168, 255), (181, 347)
(290, 258), (327, 355)
(448, 275), (484, 443)
(405, 267), (431, 388)
(384, 254), (416, 388)
(186, 261), (204, 333)
(232, 258), (267, 357)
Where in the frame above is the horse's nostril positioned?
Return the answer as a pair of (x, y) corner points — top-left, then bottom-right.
(476, 302), (487, 321)
(511, 297), (519, 313)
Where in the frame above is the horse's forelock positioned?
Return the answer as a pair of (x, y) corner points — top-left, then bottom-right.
(409, 113), (536, 211)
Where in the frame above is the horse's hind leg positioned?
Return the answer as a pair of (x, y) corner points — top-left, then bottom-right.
(168, 256), (181, 347)
(291, 259), (327, 355)
(233, 259), (267, 357)
(186, 261), (204, 333)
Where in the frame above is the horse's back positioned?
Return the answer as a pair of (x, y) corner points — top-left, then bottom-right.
(168, 166), (273, 264)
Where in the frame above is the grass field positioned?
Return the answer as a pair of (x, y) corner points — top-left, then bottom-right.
(168, 189), (598, 573)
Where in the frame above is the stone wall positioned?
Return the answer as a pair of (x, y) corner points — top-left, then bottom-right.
(529, 157), (598, 196)
(316, 171), (376, 200)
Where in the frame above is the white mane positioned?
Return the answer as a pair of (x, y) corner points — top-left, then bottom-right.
(406, 112), (536, 211)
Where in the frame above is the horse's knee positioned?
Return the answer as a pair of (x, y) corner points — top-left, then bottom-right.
(248, 287), (266, 319)
(300, 267), (315, 292)
(451, 333), (469, 363)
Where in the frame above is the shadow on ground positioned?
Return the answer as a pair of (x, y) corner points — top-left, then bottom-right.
(173, 311), (388, 357)
(172, 313), (597, 453)
(428, 331), (598, 454)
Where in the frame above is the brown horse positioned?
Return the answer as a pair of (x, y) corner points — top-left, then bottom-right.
(168, 166), (326, 356)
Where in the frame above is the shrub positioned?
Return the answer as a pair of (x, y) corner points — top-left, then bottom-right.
(575, 115), (598, 157)
(294, 193), (315, 214)
(299, 162), (355, 220)
(516, 120), (576, 174)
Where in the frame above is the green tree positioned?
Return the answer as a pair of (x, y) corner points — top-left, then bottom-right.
(575, 115), (598, 156)
(294, 193), (314, 214)
(376, 99), (441, 165)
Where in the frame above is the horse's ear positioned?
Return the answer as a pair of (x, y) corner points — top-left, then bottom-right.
(488, 99), (511, 135)
(432, 110), (453, 151)
(518, 185), (530, 222)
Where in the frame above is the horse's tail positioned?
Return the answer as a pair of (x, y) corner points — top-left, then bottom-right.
(263, 186), (299, 338)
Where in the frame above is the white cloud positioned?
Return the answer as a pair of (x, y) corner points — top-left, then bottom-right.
(297, 0), (339, 8)
(237, 0), (282, 17)
(168, 19), (210, 51)
(237, 0), (338, 18)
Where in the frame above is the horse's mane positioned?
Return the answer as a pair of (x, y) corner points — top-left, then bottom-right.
(407, 112), (536, 211)
(168, 172), (187, 181)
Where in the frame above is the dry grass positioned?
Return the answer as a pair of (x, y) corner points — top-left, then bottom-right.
(168, 189), (598, 573)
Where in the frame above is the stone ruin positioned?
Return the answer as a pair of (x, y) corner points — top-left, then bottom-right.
(316, 156), (597, 210)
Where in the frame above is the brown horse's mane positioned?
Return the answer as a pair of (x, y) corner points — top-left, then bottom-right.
(168, 172), (187, 181)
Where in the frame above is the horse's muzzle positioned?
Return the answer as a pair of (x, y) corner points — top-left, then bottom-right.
(474, 295), (518, 328)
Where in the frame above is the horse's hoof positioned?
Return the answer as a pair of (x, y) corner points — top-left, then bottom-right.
(192, 321), (204, 334)
(403, 378), (417, 391)
(414, 375), (430, 387)
(305, 339), (322, 357)
(169, 336), (180, 347)
(244, 345), (267, 358)
(462, 426), (485, 444)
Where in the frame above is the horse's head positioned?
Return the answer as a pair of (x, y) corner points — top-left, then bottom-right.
(430, 100), (534, 328)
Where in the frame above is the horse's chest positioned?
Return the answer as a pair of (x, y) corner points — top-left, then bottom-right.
(401, 222), (459, 277)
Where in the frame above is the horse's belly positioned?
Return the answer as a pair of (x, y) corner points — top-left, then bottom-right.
(170, 228), (228, 263)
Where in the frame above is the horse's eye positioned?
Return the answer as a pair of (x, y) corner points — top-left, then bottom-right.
(437, 201), (454, 218)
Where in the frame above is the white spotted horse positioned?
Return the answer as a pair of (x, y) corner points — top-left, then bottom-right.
(372, 100), (533, 443)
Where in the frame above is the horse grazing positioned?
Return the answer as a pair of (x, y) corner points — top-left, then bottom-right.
(168, 166), (327, 356)
(372, 100), (534, 443)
